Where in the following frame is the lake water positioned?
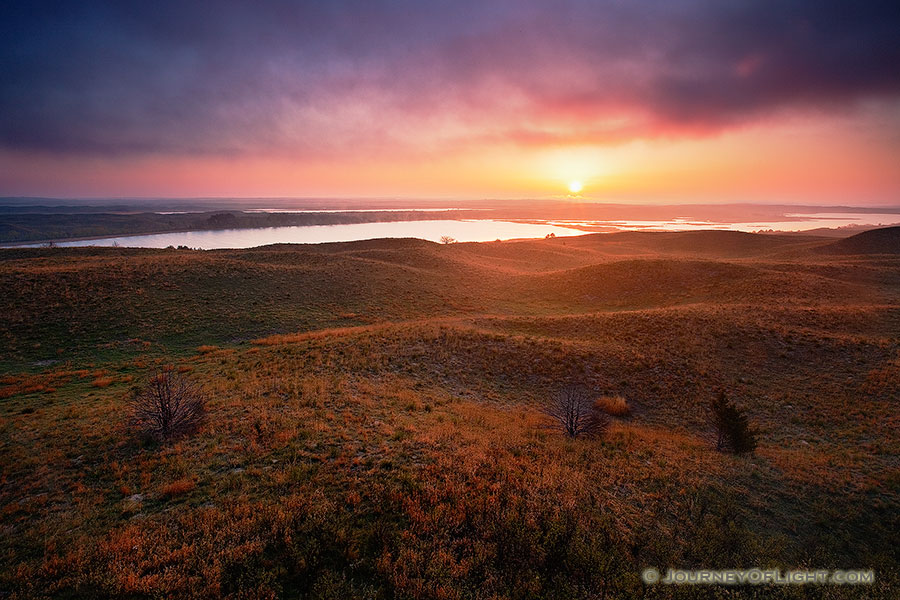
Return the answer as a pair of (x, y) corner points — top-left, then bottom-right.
(546, 213), (900, 233)
(6, 212), (900, 250)
(23, 220), (584, 249)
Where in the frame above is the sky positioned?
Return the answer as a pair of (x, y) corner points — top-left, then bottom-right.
(1, 1), (899, 203)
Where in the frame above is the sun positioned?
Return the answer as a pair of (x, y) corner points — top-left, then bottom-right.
(567, 180), (583, 194)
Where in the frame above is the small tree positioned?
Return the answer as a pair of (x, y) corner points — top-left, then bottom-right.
(543, 385), (609, 438)
(439, 235), (457, 244)
(711, 392), (757, 454)
(130, 368), (207, 441)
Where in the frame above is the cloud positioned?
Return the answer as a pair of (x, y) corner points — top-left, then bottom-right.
(1, 0), (898, 157)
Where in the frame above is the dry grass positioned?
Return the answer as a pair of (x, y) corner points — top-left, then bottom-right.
(91, 376), (115, 388)
(160, 478), (196, 498)
(594, 394), (631, 417)
(0, 233), (898, 598)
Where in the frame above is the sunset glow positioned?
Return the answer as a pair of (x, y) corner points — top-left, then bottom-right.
(0, 2), (898, 204)
(2, 4), (899, 594)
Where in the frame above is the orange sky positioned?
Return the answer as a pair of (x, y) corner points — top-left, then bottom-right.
(2, 104), (897, 203)
(2, 2), (898, 204)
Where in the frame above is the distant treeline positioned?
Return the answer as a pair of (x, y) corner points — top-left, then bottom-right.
(0, 210), (488, 243)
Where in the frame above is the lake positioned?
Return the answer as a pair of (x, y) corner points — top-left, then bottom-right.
(22, 219), (584, 249)
(7, 212), (900, 249)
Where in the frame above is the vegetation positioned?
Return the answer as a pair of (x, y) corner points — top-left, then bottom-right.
(710, 391), (758, 454)
(130, 368), (207, 441)
(0, 229), (898, 598)
(543, 384), (609, 438)
(594, 394), (631, 417)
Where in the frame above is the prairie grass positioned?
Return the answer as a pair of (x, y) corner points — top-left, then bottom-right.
(160, 478), (196, 498)
(594, 394), (631, 417)
(91, 376), (115, 388)
(0, 233), (898, 598)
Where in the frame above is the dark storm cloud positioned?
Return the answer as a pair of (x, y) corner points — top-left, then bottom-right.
(1, 0), (898, 155)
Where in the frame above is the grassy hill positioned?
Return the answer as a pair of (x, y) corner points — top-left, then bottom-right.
(1, 231), (898, 598)
(819, 226), (900, 255)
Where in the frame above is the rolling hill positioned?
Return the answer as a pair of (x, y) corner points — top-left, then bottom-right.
(1, 230), (898, 598)
(819, 226), (900, 255)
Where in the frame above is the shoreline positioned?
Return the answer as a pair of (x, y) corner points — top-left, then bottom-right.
(0, 226), (209, 248)
(0, 209), (496, 247)
(0, 219), (889, 250)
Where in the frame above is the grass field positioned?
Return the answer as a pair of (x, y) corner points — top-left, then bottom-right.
(1, 229), (898, 598)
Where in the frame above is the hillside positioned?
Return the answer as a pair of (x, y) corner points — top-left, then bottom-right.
(1, 231), (898, 598)
(3, 231), (892, 370)
(819, 226), (900, 255)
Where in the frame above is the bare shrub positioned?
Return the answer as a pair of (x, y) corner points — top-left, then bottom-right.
(543, 385), (609, 438)
(594, 394), (630, 417)
(711, 391), (757, 454)
(439, 236), (457, 244)
(130, 368), (207, 441)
